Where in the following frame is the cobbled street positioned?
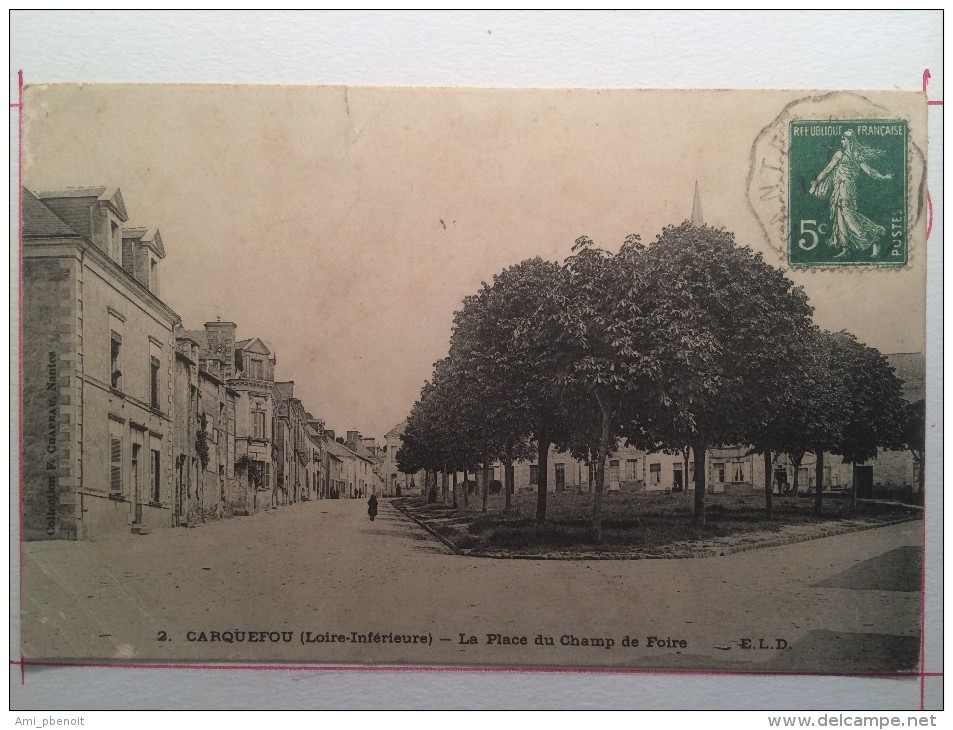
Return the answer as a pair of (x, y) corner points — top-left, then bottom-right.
(19, 499), (922, 672)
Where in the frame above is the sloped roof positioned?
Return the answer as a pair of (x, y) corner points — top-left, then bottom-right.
(385, 419), (408, 440)
(326, 438), (375, 464)
(22, 189), (81, 237)
(273, 381), (294, 402)
(346, 440), (377, 461)
(35, 186), (129, 221)
(235, 337), (272, 356)
(122, 226), (166, 258)
(180, 329), (209, 349)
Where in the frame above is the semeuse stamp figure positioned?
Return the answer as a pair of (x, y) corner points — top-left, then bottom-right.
(788, 119), (908, 266)
(808, 129), (893, 258)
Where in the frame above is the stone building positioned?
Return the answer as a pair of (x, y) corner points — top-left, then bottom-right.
(270, 383), (312, 506)
(229, 336), (277, 512)
(173, 336), (200, 526)
(345, 430), (385, 496)
(303, 420), (324, 501)
(22, 187), (180, 539)
(381, 419), (420, 496)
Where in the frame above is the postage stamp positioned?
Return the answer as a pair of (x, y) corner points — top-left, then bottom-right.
(788, 119), (908, 267)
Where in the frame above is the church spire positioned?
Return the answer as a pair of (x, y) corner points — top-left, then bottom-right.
(691, 180), (704, 225)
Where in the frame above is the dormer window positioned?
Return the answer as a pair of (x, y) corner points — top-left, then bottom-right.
(249, 358), (263, 380)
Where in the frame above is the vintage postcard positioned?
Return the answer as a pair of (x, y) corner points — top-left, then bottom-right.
(16, 85), (930, 677)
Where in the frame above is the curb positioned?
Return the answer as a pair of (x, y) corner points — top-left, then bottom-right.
(389, 501), (462, 555)
(392, 501), (920, 561)
(462, 516), (921, 561)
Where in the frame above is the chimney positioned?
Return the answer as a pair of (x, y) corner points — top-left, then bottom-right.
(363, 437), (376, 451)
(204, 320), (237, 378)
(346, 430), (361, 445)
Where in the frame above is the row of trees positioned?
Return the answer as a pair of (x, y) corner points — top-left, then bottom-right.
(396, 222), (918, 540)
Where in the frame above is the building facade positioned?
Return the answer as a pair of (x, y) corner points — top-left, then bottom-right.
(23, 187), (180, 539)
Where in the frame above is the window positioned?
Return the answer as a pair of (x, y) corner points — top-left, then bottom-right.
(131, 443), (140, 501)
(151, 449), (161, 502)
(110, 424), (123, 495)
(673, 466), (683, 488)
(713, 463), (726, 483)
(733, 462), (747, 483)
(555, 463), (565, 489)
(609, 460), (620, 483)
(529, 465), (539, 485)
(262, 462), (271, 488)
(649, 463), (661, 484)
(625, 459), (638, 481)
(150, 357), (160, 409)
(110, 331), (123, 389)
(249, 358), (264, 380)
(252, 410), (265, 439)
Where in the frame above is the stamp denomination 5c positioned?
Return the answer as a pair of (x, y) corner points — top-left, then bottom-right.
(788, 119), (908, 267)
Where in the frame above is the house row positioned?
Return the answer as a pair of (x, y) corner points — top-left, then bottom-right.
(22, 186), (383, 541)
(383, 350), (924, 500)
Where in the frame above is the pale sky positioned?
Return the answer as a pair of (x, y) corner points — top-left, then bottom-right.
(22, 85), (927, 439)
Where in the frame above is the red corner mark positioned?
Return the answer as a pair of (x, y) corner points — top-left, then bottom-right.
(923, 69), (943, 105)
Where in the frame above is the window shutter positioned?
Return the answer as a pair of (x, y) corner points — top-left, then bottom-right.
(110, 438), (122, 494)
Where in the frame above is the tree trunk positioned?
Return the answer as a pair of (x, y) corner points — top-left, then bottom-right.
(504, 443), (514, 512)
(693, 439), (707, 525)
(536, 429), (551, 525)
(441, 465), (448, 503)
(452, 469), (458, 508)
(683, 446), (691, 500)
(482, 459), (490, 513)
(791, 454), (803, 497)
(463, 468), (469, 507)
(592, 393), (611, 544)
(851, 461), (857, 507)
(763, 449), (773, 519)
(814, 450), (824, 516)
(915, 451), (925, 495)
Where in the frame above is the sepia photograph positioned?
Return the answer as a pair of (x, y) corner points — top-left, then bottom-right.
(10, 10), (942, 715)
(17, 84), (929, 674)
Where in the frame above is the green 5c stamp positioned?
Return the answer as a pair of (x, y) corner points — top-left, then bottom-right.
(789, 119), (907, 266)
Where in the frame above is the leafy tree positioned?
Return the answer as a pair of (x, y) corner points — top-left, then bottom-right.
(547, 234), (650, 542)
(901, 399), (926, 495)
(451, 258), (569, 523)
(749, 327), (851, 516)
(827, 333), (907, 500)
(633, 222), (815, 524)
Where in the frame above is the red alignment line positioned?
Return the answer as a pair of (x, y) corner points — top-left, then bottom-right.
(17, 68), (24, 687)
(920, 501), (927, 710)
(922, 68), (943, 104)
